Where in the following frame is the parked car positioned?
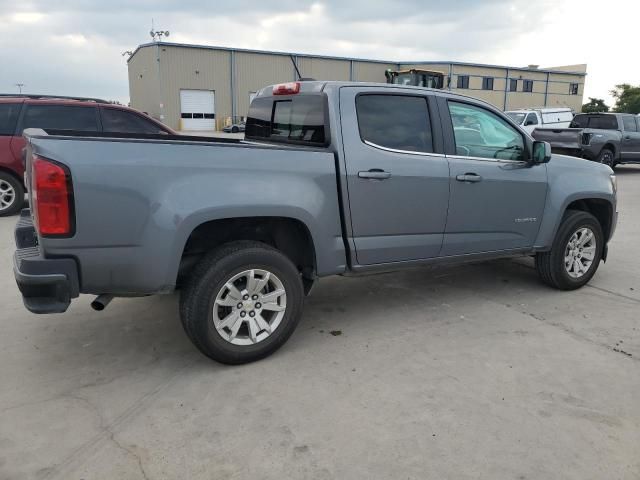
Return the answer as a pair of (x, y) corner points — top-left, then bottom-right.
(0, 95), (174, 216)
(505, 108), (574, 134)
(13, 81), (617, 364)
(223, 121), (246, 133)
(532, 112), (640, 168)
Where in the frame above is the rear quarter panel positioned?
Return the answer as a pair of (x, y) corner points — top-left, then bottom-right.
(29, 137), (346, 294)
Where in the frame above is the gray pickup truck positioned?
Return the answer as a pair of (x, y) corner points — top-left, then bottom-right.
(13, 81), (618, 364)
(532, 112), (640, 168)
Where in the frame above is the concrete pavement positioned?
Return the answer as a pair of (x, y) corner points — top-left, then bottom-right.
(0, 167), (638, 480)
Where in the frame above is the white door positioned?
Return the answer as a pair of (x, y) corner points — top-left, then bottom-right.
(180, 89), (215, 130)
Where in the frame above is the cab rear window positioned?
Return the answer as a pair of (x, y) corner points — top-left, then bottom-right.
(245, 95), (328, 146)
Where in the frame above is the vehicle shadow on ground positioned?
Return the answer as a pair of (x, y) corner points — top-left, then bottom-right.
(20, 258), (546, 381)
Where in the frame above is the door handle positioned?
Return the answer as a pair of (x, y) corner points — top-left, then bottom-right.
(625, 136), (631, 140)
(358, 169), (391, 180)
(456, 173), (482, 183)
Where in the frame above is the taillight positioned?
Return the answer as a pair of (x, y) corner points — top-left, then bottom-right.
(32, 156), (74, 237)
(273, 82), (300, 95)
(582, 132), (593, 145)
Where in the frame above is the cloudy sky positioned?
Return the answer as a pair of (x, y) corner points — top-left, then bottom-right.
(0, 0), (638, 107)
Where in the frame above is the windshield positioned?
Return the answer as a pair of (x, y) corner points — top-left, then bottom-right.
(505, 112), (526, 125)
(392, 73), (415, 86)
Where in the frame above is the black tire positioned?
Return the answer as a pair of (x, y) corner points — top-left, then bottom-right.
(596, 148), (615, 168)
(535, 210), (604, 290)
(0, 171), (25, 217)
(179, 241), (304, 364)
(231, 126), (239, 133)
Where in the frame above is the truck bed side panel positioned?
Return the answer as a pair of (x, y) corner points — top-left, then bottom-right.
(30, 137), (346, 294)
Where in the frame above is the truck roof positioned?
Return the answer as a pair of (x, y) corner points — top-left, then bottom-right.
(256, 80), (502, 110)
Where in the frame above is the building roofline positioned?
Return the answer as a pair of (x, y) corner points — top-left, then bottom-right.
(128, 42), (587, 76)
(128, 42), (399, 65)
(399, 60), (587, 76)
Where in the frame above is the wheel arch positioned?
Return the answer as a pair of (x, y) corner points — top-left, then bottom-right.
(0, 166), (24, 187)
(564, 198), (614, 241)
(176, 215), (318, 288)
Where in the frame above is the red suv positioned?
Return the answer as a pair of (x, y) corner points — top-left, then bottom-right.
(0, 95), (174, 216)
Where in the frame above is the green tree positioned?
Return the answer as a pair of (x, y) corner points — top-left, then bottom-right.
(581, 97), (609, 113)
(610, 84), (640, 114)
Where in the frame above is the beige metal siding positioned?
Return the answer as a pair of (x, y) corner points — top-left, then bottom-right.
(235, 52), (295, 119)
(127, 47), (160, 121)
(158, 45), (232, 131)
(128, 43), (587, 127)
(296, 57), (350, 81)
(352, 61), (397, 82)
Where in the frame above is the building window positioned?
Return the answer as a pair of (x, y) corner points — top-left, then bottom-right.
(509, 79), (518, 92)
(569, 83), (579, 95)
(523, 80), (534, 93)
(457, 75), (469, 89)
(482, 77), (494, 90)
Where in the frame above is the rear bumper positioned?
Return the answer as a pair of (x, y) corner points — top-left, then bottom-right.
(13, 210), (79, 314)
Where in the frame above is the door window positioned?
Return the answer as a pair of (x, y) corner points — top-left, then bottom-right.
(102, 108), (167, 134)
(356, 94), (433, 153)
(525, 113), (539, 126)
(622, 115), (638, 132)
(0, 104), (21, 135)
(22, 105), (98, 132)
(448, 101), (525, 161)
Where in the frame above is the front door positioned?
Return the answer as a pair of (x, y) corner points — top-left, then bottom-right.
(441, 99), (548, 256)
(339, 87), (450, 265)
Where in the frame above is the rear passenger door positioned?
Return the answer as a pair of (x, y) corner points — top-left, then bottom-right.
(621, 115), (640, 160)
(339, 87), (450, 265)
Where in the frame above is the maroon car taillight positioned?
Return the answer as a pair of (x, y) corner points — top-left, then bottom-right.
(31, 155), (74, 237)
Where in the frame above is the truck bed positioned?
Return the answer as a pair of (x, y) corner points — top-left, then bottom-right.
(531, 127), (582, 151)
(23, 129), (347, 295)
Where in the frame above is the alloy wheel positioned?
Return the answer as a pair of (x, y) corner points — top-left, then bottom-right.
(212, 269), (287, 346)
(0, 180), (16, 212)
(564, 227), (597, 279)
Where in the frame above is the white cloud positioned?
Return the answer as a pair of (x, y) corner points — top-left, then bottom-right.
(0, 0), (638, 107)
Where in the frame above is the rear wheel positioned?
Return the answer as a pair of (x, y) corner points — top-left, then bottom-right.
(180, 241), (304, 364)
(535, 210), (603, 290)
(0, 172), (24, 217)
(231, 126), (239, 133)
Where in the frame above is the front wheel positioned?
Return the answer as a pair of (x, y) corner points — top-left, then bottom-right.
(179, 241), (304, 364)
(535, 210), (604, 290)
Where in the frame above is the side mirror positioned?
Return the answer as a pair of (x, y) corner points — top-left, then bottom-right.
(532, 141), (552, 164)
(525, 119), (536, 126)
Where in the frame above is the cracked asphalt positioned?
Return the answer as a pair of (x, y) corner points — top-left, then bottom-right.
(1, 167), (639, 480)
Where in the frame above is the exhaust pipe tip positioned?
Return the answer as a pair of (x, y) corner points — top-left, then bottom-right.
(91, 294), (114, 311)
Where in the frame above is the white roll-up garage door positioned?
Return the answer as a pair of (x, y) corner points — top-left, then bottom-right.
(180, 89), (215, 131)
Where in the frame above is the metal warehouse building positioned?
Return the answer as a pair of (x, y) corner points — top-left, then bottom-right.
(127, 42), (587, 132)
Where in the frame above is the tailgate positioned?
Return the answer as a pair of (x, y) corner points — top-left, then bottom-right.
(531, 127), (582, 150)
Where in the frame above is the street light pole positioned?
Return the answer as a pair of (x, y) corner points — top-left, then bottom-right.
(15, 83), (25, 94)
